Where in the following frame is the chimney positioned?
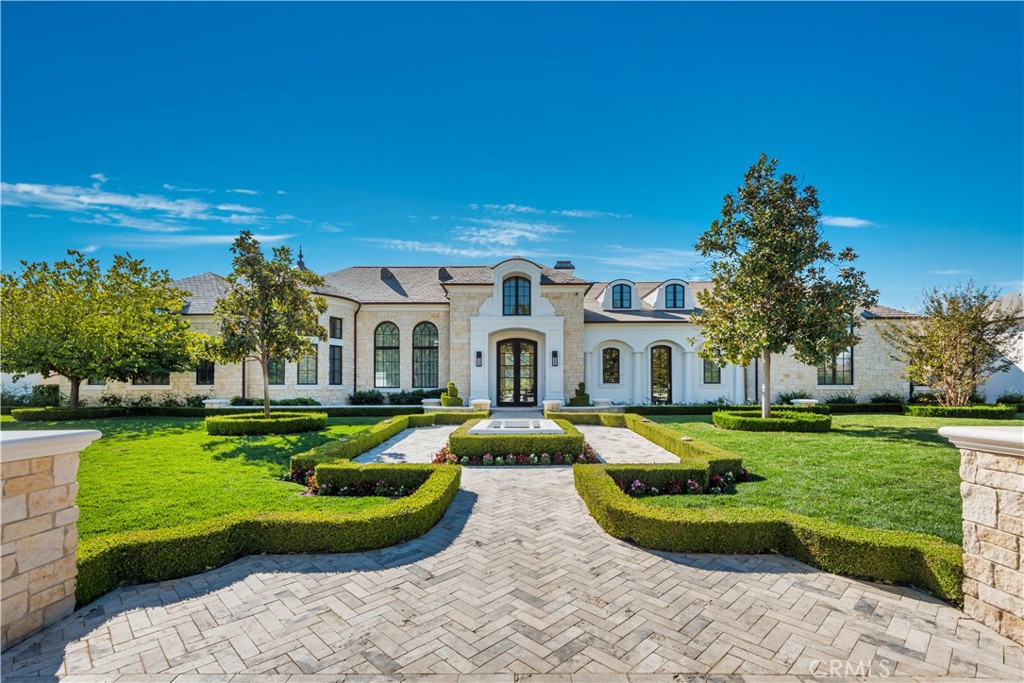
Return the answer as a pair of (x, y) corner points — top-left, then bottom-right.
(380, 267), (394, 280)
(554, 260), (575, 275)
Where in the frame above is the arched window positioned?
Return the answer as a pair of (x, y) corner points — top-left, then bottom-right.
(503, 276), (531, 316)
(412, 322), (439, 388)
(665, 283), (685, 308)
(374, 322), (400, 388)
(612, 283), (631, 309)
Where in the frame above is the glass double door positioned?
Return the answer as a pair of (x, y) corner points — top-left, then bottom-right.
(497, 339), (537, 407)
(651, 345), (672, 404)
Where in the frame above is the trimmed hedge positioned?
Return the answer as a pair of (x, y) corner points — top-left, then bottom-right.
(905, 404), (1018, 420)
(206, 412), (328, 436)
(825, 402), (903, 414)
(11, 407), (131, 421)
(315, 462), (434, 491)
(289, 412), (489, 470)
(573, 466), (963, 603)
(76, 465), (461, 606)
(712, 410), (832, 433)
(447, 419), (585, 458)
(624, 403), (828, 416)
(219, 405), (426, 417)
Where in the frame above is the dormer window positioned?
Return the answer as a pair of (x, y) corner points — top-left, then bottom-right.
(503, 276), (531, 316)
(611, 283), (632, 309)
(665, 283), (685, 308)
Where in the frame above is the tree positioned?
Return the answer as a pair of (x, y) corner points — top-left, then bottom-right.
(0, 250), (199, 408)
(880, 282), (1023, 406)
(213, 231), (327, 417)
(694, 154), (878, 417)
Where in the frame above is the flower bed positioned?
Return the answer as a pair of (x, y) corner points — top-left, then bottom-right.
(432, 442), (598, 466)
(206, 411), (328, 435)
(711, 409), (832, 433)
(288, 462), (434, 498)
(616, 466), (751, 497)
(76, 464), (461, 606)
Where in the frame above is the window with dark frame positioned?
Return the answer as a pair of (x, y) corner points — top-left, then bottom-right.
(329, 345), (343, 385)
(602, 348), (620, 384)
(502, 276), (531, 315)
(195, 360), (215, 385)
(267, 359), (285, 385)
(87, 379), (106, 385)
(329, 317), (343, 339)
(374, 322), (400, 388)
(818, 347), (854, 385)
(612, 283), (631, 309)
(665, 283), (685, 308)
(297, 345), (318, 385)
(132, 372), (170, 385)
(703, 359), (722, 384)
(412, 321), (439, 388)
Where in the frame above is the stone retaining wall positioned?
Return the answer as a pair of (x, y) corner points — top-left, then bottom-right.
(1, 429), (100, 650)
(941, 425), (1023, 645)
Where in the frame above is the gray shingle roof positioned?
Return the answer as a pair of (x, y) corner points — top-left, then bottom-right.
(583, 281), (712, 323)
(172, 272), (230, 315)
(861, 305), (917, 319)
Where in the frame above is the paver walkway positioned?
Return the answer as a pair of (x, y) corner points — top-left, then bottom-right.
(577, 425), (679, 464)
(353, 425), (457, 464)
(3, 467), (1021, 682)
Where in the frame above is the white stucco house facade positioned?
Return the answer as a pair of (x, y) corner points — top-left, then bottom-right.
(45, 256), (917, 406)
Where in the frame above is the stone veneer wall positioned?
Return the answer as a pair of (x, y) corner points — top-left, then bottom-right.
(353, 306), (450, 394)
(941, 425), (1023, 645)
(1, 430), (101, 650)
(545, 289), (586, 397)
(447, 288), (491, 396)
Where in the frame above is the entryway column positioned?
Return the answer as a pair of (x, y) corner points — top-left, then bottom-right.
(583, 352), (593, 394)
(632, 351), (644, 404)
(732, 364), (745, 402)
(682, 351), (694, 404)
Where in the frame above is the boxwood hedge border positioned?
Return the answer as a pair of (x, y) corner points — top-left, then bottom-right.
(573, 465), (963, 603)
(289, 411), (489, 470)
(711, 409), (832, 433)
(9, 405), (429, 422)
(905, 404), (1018, 420)
(206, 411), (328, 436)
(447, 419), (586, 459)
(76, 464), (461, 607)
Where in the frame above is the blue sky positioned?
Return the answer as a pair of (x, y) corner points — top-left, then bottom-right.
(2, 2), (1021, 311)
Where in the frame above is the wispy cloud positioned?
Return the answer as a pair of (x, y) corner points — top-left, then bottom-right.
(90, 173), (108, 188)
(318, 222), (345, 233)
(553, 208), (630, 219)
(822, 215), (875, 228)
(931, 269), (970, 276)
(594, 246), (699, 270)
(163, 183), (215, 194)
(276, 190), (288, 195)
(79, 244), (99, 253)
(365, 238), (543, 259)
(227, 188), (259, 195)
(71, 212), (191, 233)
(111, 233), (295, 249)
(215, 203), (263, 214)
(479, 203), (544, 214)
(454, 218), (565, 247)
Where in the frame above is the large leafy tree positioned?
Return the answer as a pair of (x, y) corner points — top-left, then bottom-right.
(213, 231), (327, 417)
(881, 282), (1023, 406)
(695, 154), (878, 417)
(0, 250), (199, 408)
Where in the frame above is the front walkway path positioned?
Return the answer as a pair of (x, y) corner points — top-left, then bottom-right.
(577, 425), (679, 464)
(353, 425), (457, 464)
(3, 468), (1020, 682)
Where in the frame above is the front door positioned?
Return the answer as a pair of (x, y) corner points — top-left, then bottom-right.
(651, 345), (672, 404)
(497, 339), (537, 407)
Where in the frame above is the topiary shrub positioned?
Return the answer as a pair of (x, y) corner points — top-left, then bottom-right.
(440, 381), (463, 407)
(712, 409), (832, 433)
(905, 404), (1018, 420)
(206, 411), (328, 435)
(566, 382), (591, 407)
(349, 390), (386, 405)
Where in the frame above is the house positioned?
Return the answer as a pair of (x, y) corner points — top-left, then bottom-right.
(55, 257), (915, 406)
(979, 291), (1024, 402)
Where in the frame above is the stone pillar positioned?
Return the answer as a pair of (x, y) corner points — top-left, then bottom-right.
(940, 425), (1023, 645)
(632, 351), (645, 404)
(1, 429), (101, 651)
(732, 364), (745, 403)
(681, 351), (694, 404)
(583, 351), (593, 395)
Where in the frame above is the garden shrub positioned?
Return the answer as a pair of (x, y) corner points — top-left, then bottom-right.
(11, 406), (130, 422)
(315, 463), (433, 492)
(775, 390), (812, 404)
(206, 411), (328, 436)
(822, 394), (857, 405)
(440, 381), (463, 407)
(29, 384), (61, 407)
(823, 403), (903, 414)
(996, 392), (1024, 405)
(870, 392), (905, 404)
(447, 419), (585, 458)
(229, 396), (321, 406)
(623, 403), (830, 416)
(76, 465), (461, 606)
(573, 466), (963, 603)
(566, 382), (591, 407)
(712, 410), (832, 433)
(387, 389), (443, 405)
(905, 404), (1018, 420)
(349, 390), (386, 405)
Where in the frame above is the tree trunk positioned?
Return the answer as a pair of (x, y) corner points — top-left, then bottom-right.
(261, 355), (271, 418)
(761, 350), (771, 419)
(68, 377), (81, 410)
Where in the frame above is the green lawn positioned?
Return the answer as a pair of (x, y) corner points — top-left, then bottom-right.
(647, 413), (1024, 544)
(1, 415), (391, 540)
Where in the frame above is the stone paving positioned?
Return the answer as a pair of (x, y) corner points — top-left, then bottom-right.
(576, 426), (679, 464)
(3, 465), (1021, 682)
(353, 426), (457, 464)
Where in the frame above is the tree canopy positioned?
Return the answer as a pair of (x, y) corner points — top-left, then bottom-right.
(213, 231), (327, 417)
(695, 154), (878, 417)
(881, 283), (1023, 406)
(0, 250), (199, 408)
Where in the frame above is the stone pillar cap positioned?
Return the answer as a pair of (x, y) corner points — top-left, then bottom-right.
(1, 430), (102, 462)
(939, 425), (1024, 457)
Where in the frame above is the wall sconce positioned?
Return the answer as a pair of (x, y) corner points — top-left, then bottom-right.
(475, 351), (482, 367)
(551, 351), (559, 367)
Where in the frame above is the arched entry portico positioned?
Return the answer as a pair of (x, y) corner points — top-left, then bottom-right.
(496, 338), (538, 406)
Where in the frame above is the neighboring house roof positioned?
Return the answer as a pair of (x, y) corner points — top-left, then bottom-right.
(996, 291), (1024, 320)
(172, 272), (230, 315)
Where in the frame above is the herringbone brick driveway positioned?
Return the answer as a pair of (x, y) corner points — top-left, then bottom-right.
(3, 468), (1022, 682)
